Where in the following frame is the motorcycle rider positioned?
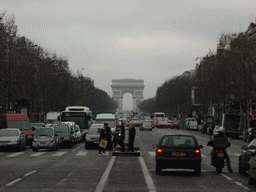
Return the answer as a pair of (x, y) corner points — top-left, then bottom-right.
(207, 127), (233, 172)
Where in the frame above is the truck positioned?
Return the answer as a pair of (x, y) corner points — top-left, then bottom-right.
(46, 111), (61, 124)
(221, 113), (241, 139)
(156, 117), (169, 128)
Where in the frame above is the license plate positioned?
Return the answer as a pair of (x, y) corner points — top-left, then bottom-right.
(217, 153), (224, 157)
(172, 152), (187, 156)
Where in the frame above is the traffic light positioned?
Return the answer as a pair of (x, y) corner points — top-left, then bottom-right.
(180, 112), (183, 115)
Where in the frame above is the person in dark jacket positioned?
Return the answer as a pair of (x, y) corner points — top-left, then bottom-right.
(98, 125), (106, 154)
(120, 121), (125, 151)
(129, 123), (136, 152)
(104, 123), (113, 150)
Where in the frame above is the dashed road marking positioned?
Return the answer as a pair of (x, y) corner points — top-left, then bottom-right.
(52, 151), (67, 157)
(235, 182), (250, 190)
(30, 152), (46, 157)
(5, 178), (22, 187)
(76, 151), (88, 156)
(148, 152), (155, 156)
(6, 152), (24, 157)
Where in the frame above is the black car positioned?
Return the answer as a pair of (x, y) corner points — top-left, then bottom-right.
(244, 128), (256, 143)
(171, 121), (180, 129)
(239, 138), (256, 174)
(153, 134), (203, 176)
(51, 124), (76, 147)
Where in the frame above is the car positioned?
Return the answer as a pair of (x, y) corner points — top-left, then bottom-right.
(171, 121), (180, 129)
(0, 128), (26, 151)
(244, 128), (256, 143)
(140, 121), (152, 131)
(75, 125), (82, 142)
(239, 138), (256, 174)
(32, 127), (59, 151)
(31, 123), (45, 130)
(153, 134), (203, 176)
(85, 123), (104, 149)
(62, 121), (78, 145)
(132, 120), (140, 127)
(51, 124), (76, 147)
(248, 148), (256, 185)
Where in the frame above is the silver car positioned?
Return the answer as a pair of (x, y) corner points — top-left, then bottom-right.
(32, 127), (59, 151)
(0, 128), (26, 151)
(85, 124), (104, 149)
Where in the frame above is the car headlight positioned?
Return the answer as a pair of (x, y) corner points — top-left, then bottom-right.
(86, 136), (91, 141)
(118, 133), (121, 137)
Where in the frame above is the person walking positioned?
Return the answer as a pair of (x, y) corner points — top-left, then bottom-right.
(129, 122), (136, 152)
(98, 125), (107, 154)
(104, 123), (113, 150)
(120, 121), (125, 151)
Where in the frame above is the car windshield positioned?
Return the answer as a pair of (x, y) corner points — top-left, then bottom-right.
(88, 128), (100, 134)
(7, 121), (31, 130)
(34, 128), (53, 136)
(143, 122), (151, 126)
(52, 125), (69, 133)
(161, 135), (196, 147)
(0, 130), (19, 136)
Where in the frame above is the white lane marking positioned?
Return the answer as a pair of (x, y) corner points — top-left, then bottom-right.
(148, 152), (155, 156)
(52, 151), (67, 157)
(95, 156), (116, 192)
(221, 174), (232, 181)
(139, 156), (156, 192)
(235, 182), (250, 190)
(233, 153), (241, 156)
(72, 144), (84, 152)
(6, 152), (24, 157)
(24, 170), (37, 177)
(57, 178), (68, 186)
(76, 151), (88, 156)
(5, 178), (22, 187)
(30, 152), (46, 157)
(148, 151), (207, 158)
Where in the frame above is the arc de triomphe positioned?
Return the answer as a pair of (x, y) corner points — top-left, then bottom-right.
(111, 79), (145, 112)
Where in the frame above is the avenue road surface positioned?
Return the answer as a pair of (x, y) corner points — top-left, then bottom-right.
(0, 127), (255, 192)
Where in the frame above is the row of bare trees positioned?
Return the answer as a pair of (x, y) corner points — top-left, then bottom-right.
(139, 23), (256, 128)
(0, 13), (117, 121)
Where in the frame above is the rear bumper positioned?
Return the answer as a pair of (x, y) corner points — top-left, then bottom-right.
(156, 157), (201, 169)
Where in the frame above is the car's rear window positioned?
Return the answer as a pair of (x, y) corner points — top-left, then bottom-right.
(161, 135), (196, 147)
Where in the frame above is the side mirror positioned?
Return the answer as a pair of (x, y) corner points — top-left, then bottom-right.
(199, 145), (203, 148)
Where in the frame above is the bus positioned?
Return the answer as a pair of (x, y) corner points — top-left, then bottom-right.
(59, 106), (92, 132)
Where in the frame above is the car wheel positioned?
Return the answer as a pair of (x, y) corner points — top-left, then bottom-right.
(239, 161), (246, 174)
(194, 164), (201, 176)
(248, 170), (255, 185)
(156, 162), (162, 175)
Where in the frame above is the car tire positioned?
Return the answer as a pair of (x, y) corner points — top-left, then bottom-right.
(239, 161), (246, 174)
(156, 162), (162, 175)
(194, 164), (201, 176)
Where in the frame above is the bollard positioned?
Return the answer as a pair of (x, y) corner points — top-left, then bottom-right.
(124, 126), (129, 151)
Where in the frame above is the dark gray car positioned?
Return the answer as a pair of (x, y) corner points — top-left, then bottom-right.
(32, 127), (59, 151)
(51, 124), (75, 147)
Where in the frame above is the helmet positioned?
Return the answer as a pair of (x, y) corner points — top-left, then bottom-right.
(218, 126), (225, 134)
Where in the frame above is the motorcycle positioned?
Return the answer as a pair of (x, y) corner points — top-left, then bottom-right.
(207, 137), (230, 173)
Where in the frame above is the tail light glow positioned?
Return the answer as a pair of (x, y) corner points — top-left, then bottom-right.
(156, 148), (163, 156)
(194, 149), (201, 157)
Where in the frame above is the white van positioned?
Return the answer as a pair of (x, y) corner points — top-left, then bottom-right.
(186, 118), (198, 130)
(95, 113), (117, 133)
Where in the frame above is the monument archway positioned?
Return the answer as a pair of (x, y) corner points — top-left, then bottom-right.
(111, 79), (145, 112)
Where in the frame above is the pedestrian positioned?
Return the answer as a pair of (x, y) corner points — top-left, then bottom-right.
(98, 125), (106, 154)
(104, 123), (113, 150)
(129, 122), (136, 152)
(120, 121), (125, 151)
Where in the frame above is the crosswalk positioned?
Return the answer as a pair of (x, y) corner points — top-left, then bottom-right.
(0, 151), (242, 158)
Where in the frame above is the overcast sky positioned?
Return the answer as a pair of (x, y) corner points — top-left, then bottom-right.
(1, 0), (256, 110)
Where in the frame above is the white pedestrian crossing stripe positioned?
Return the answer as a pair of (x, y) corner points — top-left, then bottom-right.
(76, 151), (88, 156)
(52, 151), (67, 157)
(7, 152), (25, 157)
(30, 152), (46, 157)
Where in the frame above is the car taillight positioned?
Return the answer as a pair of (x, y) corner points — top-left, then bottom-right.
(216, 150), (223, 153)
(156, 148), (163, 156)
(194, 149), (201, 157)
